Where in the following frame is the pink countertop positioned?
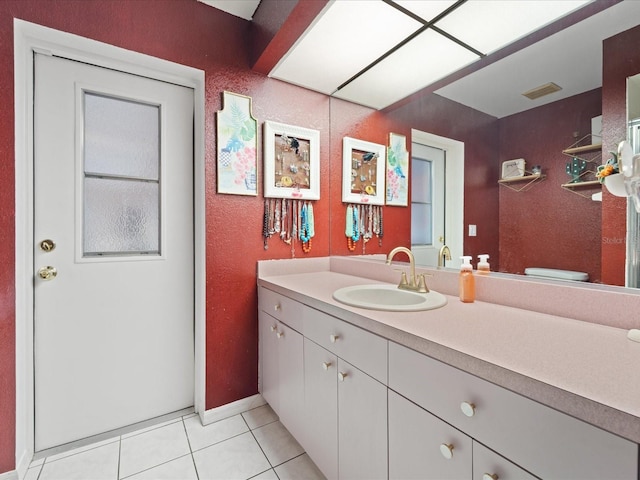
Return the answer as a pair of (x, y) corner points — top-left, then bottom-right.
(257, 256), (640, 444)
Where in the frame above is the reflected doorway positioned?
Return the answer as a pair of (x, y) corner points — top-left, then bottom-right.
(410, 129), (464, 269)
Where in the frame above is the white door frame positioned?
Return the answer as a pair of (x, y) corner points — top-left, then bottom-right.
(411, 129), (464, 268)
(14, 19), (206, 476)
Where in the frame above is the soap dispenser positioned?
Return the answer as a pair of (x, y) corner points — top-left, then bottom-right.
(459, 256), (475, 303)
(477, 254), (490, 275)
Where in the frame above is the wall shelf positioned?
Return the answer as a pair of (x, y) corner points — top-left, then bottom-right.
(561, 135), (602, 197)
(561, 179), (601, 198)
(498, 173), (546, 192)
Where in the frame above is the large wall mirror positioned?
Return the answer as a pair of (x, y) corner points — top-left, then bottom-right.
(400, 2), (640, 289)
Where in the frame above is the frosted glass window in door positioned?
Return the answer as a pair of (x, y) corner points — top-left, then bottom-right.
(83, 92), (161, 256)
(411, 157), (433, 245)
(84, 93), (160, 179)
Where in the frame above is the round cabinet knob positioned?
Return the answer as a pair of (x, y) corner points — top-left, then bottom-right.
(440, 443), (454, 460)
(276, 331), (284, 339)
(274, 303), (281, 312)
(270, 325), (277, 332)
(322, 362), (332, 371)
(330, 334), (340, 343)
(338, 372), (347, 382)
(460, 401), (476, 417)
(483, 474), (498, 480)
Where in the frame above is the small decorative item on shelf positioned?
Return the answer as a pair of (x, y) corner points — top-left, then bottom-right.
(566, 157), (587, 183)
(596, 151), (619, 183)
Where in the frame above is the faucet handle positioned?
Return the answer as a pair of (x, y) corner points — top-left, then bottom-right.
(416, 274), (430, 293)
(393, 269), (408, 286)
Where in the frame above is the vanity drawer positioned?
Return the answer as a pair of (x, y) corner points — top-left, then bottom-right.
(258, 287), (303, 332)
(472, 442), (537, 480)
(389, 342), (638, 480)
(303, 306), (387, 384)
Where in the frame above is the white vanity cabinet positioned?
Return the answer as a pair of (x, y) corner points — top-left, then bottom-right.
(302, 306), (388, 480)
(472, 442), (537, 480)
(389, 390), (472, 479)
(258, 289), (305, 443)
(388, 341), (638, 480)
(302, 338), (338, 479)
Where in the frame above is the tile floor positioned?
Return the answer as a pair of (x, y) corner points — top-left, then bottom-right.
(25, 404), (326, 480)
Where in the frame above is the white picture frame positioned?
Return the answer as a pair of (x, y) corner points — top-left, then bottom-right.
(342, 136), (386, 205)
(263, 121), (320, 200)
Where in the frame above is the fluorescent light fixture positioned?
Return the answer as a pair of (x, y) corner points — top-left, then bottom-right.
(270, 0), (422, 95)
(334, 29), (479, 109)
(436, 0), (590, 55)
(394, 0), (458, 22)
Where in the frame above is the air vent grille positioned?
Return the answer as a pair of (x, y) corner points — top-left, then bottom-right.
(522, 82), (562, 100)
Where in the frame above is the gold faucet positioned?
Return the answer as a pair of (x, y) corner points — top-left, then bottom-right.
(438, 245), (452, 267)
(386, 246), (429, 293)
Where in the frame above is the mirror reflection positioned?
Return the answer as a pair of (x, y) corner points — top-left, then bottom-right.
(385, 1), (640, 287)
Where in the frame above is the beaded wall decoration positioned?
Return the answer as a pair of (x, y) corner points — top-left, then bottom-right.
(263, 198), (316, 255)
(345, 203), (383, 252)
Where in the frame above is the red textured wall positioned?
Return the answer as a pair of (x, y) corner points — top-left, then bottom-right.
(602, 24), (640, 286)
(498, 89), (603, 281)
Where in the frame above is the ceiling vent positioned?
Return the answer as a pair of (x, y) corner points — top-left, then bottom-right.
(522, 82), (562, 100)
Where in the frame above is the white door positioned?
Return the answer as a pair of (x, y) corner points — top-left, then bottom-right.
(411, 142), (446, 266)
(34, 53), (194, 451)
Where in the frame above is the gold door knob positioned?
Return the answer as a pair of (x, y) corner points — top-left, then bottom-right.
(38, 266), (57, 281)
(40, 239), (56, 252)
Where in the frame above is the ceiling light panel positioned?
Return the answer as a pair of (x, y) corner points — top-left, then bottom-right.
(333, 29), (479, 110)
(435, 0), (590, 55)
(269, 0), (422, 95)
(394, 0), (459, 22)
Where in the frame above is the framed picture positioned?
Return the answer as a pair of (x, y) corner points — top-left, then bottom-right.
(263, 121), (320, 199)
(386, 132), (409, 206)
(216, 91), (258, 195)
(342, 137), (386, 205)
(501, 158), (526, 179)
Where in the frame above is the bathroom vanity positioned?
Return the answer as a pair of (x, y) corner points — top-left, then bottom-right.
(257, 256), (640, 480)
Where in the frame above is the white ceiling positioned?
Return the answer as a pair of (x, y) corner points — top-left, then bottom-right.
(201, 0), (640, 119)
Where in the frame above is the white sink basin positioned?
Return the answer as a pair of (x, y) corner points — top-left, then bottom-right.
(332, 284), (447, 312)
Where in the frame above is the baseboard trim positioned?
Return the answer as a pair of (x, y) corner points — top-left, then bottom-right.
(15, 447), (32, 480)
(200, 394), (266, 426)
(0, 469), (19, 480)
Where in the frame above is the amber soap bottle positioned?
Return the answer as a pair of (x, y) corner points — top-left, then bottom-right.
(459, 256), (475, 303)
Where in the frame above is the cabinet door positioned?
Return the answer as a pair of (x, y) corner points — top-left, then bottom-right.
(276, 321), (304, 442)
(303, 339), (338, 480)
(389, 390), (472, 480)
(338, 359), (387, 480)
(473, 441), (537, 480)
(259, 311), (279, 413)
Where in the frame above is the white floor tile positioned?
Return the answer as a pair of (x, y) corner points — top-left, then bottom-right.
(275, 454), (326, 480)
(252, 421), (304, 467)
(24, 464), (43, 480)
(249, 469), (279, 479)
(242, 404), (278, 430)
(193, 431), (271, 480)
(184, 414), (248, 452)
(119, 420), (191, 478)
(39, 441), (119, 480)
(123, 454), (198, 480)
